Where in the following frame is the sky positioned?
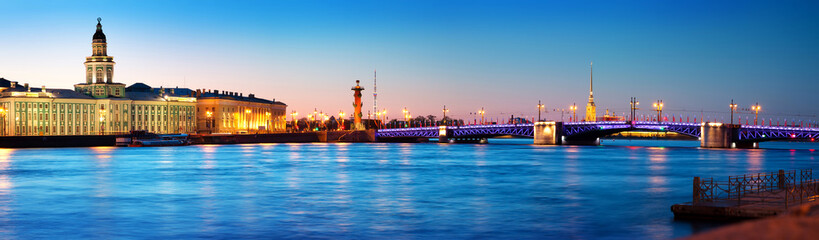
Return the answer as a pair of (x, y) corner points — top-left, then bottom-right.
(1, 0), (818, 123)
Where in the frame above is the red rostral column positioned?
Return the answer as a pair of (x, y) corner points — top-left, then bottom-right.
(351, 80), (366, 130)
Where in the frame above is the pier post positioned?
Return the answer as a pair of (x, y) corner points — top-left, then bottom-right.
(778, 169), (785, 189)
(693, 176), (700, 204)
(533, 121), (562, 145)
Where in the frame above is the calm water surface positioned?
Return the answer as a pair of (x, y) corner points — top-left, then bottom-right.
(0, 139), (816, 239)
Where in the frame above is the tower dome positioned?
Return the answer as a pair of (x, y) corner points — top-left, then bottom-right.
(93, 17), (106, 43)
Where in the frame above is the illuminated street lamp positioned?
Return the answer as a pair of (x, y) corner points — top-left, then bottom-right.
(290, 111), (298, 132)
(537, 100), (544, 121)
(339, 111), (345, 130)
(653, 100), (663, 122)
(478, 107), (485, 124)
(729, 99), (738, 125)
(442, 105), (449, 126)
(570, 103), (577, 122)
(380, 109), (387, 128)
(630, 97), (640, 122)
(402, 107), (410, 127)
(751, 103), (761, 125)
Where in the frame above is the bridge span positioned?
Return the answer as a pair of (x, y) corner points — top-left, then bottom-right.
(375, 121), (819, 148)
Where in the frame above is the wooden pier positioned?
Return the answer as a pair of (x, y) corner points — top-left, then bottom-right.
(672, 169), (819, 220)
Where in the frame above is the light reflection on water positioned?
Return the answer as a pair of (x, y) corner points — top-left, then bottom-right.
(0, 139), (816, 239)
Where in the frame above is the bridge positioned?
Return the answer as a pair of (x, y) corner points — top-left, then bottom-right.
(375, 121), (819, 148)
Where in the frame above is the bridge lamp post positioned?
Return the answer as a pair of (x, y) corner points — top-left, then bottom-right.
(442, 105), (449, 126)
(653, 100), (663, 123)
(478, 107), (485, 125)
(403, 107), (408, 127)
(751, 103), (761, 125)
(729, 99), (738, 125)
(630, 97), (639, 123)
(381, 109), (387, 128)
(537, 100), (545, 122)
(570, 103), (577, 122)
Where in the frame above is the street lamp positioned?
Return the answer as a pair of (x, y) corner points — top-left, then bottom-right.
(751, 103), (761, 125)
(653, 100), (663, 122)
(570, 103), (577, 122)
(442, 105), (449, 126)
(290, 111), (298, 132)
(339, 111), (345, 130)
(729, 99), (738, 125)
(380, 109), (387, 128)
(402, 107), (409, 127)
(478, 107), (485, 125)
(537, 100), (544, 122)
(630, 97), (640, 122)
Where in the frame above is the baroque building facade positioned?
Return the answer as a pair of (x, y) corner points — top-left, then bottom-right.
(0, 18), (285, 136)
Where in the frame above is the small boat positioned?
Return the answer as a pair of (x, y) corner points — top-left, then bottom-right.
(124, 131), (190, 147)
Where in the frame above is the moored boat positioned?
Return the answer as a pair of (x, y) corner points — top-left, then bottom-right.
(121, 131), (190, 147)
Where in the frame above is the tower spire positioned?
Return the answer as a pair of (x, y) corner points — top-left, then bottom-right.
(373, 69), (377, 116)
(584, 61), (597, 121)
(589, 61), (593, 101)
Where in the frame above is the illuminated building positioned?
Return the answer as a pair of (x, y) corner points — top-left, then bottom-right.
(192, 89), (286, 134)
(0, 18), (285, 136)
(0, 18), (196, 136)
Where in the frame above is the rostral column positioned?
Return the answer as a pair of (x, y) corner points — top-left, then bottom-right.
(351, 80), (366, 130)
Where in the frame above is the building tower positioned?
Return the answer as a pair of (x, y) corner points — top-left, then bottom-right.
(352, 80), (366, 130)
(74, 17), (125, 98)
(373, 69), (377, 116)
(584, 61), (597, 122)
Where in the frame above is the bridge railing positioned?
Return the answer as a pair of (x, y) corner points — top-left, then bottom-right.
(693, 169), (815, 208)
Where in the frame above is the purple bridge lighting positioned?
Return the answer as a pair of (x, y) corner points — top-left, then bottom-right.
(375, 121), (819, 148)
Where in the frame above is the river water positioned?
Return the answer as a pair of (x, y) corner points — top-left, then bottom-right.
(0, 139), (816, 239)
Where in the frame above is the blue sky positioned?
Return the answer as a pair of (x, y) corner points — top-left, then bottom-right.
(1, 0), (817, 122)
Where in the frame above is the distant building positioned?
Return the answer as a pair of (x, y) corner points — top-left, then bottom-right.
(0, 18), (285, 136)
(192, 89), (286, 134)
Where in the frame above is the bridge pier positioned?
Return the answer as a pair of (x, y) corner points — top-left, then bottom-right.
(700, 122), (757, 148)
(701, 122), (732, 148)
(437, 126), (488, 143)
(534, 122), (563, 145)
(438, 126), (450, 143)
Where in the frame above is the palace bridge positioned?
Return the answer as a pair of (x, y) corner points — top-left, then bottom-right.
(375, 121), (819, 148)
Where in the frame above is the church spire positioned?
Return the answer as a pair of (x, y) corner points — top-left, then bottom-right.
(589, 61), (593, 101)
(584, 61), (597, 121)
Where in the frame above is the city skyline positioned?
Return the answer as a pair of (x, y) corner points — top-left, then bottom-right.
(1, 0), (818, 122)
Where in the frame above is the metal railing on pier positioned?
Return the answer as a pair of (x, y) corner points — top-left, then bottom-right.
(693, 169), (818, 209)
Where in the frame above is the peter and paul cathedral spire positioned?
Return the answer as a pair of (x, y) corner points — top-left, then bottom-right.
(584, 61), (597, 121)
